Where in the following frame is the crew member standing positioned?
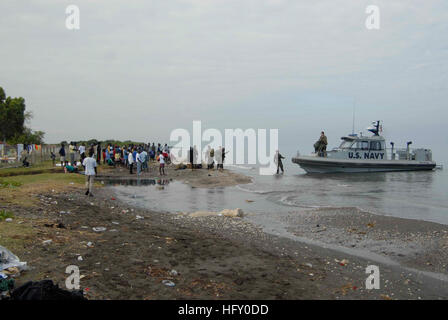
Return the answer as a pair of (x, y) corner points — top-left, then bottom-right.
(314, 131), (328, 157)
(275, 150), (285, 174)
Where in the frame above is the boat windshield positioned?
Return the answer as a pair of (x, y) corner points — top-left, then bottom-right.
(339, 140), (354, 149)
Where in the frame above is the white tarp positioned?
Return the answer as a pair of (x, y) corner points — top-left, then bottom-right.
(0, 245), (27, 271)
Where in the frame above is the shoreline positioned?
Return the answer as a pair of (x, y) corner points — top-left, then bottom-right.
(279, 206), (448, 277)
(96, 163), (252, 188)
(1, 164), (448, 299)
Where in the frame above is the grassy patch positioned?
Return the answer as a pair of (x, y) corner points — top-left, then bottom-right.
(0, 210), (14, 221)
(0, 179), (23, 188)
(0, 173), (86, 207)
(0, 161), (59, 177)
(0, 220), (37, 253)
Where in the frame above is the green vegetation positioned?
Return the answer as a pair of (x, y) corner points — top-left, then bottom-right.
(4, 172), (85, 185)
(0, 179), (22, 188)
(0, 209), (14, 221)
(0, 172), (85, 207)
(0, 86), (45, 144)
(0, 161), (56, 177)
(0, 219), (37, 252)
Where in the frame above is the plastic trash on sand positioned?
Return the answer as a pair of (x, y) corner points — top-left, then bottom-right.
(162, 280), (175, 287)
(92, 227), (107, 232)
(0, 246), (27, 272)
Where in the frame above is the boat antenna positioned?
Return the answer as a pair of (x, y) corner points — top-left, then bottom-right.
(352, 98), (356, 135)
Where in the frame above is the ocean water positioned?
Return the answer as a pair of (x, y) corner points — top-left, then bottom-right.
(107, 161), (448, 226)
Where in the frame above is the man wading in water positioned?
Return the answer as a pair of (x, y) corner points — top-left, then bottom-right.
(274, 150), (285, 174)
(83, 150), (97, 197)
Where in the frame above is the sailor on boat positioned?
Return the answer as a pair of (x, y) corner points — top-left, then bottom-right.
(314, 131), (328, 157)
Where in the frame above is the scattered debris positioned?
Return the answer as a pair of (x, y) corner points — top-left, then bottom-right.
(162, 280), (175, 287)
(339, 259), (349, 266)
(92, 227), (107, 232)
(335, 259), (349, 266)
(189, 208), (244, 218)
(0, 246), (27, 273)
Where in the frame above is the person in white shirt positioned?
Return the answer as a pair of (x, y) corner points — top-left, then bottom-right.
(82, 151), (97, 197)
(128, 149), (134, 174)
(136, 149), (142, 176)
(159, 152), (166, 175)
(79, 144), (86, 165)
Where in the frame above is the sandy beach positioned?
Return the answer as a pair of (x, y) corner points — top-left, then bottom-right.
(1, 163), (448, 300)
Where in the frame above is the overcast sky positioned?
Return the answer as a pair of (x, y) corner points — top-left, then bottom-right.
(1, 0), (447, 163)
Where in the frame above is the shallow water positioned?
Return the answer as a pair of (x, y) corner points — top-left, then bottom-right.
(106, 162), (448, 225)
(102, 162), (448, 278)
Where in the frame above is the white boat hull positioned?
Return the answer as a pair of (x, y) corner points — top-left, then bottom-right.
(292, 156), (436, 174)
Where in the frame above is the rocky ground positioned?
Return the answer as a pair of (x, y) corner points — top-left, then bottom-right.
(282, 207), (448, 277)
(1, 164), (448, 299)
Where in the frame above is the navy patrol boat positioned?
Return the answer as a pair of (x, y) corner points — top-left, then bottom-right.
(292, 121), (436, 173)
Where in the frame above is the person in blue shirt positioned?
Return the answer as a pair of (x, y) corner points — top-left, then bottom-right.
(123, 147), (128, 166)
(59, 143), (67, 167)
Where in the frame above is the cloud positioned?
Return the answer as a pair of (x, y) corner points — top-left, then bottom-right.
(0, 0), (447, 162)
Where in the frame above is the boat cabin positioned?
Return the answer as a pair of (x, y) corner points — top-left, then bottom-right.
(325, 134), (388, 160)
(338, 135), (386, 151)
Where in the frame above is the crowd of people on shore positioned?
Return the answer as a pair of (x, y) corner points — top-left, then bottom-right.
(57, 142), (171, 175)
(57, 141), (172, 197)
(56, 140), (289, 196)
(58, 141), (288, 175)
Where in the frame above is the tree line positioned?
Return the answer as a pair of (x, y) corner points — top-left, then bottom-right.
(0, 86), (45, 145)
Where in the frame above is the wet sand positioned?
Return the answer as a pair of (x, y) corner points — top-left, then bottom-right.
(282, 207), (448, 276)
(97, 162), (252, 188)
(2, 164), (448, 299)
